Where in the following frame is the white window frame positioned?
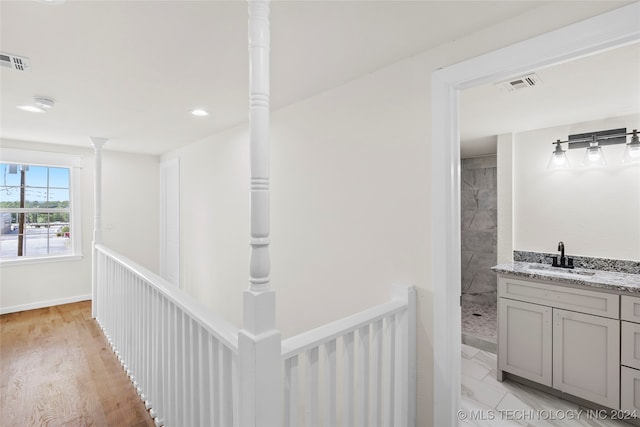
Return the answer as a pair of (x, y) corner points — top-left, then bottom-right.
(0, 148), (83, 265)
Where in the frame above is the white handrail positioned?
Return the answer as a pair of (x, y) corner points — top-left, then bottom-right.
(95, 244), (239, 351)
(281, 299), (406, 360)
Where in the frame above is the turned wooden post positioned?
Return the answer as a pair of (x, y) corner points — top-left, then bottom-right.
(90, 137), (107, 318)
(238, 1), (282, 426)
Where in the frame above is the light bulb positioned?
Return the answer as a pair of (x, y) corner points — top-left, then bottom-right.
(583, 144), (606, 166)
(554, 153), (566, 165)
(630, 145), (640, 158)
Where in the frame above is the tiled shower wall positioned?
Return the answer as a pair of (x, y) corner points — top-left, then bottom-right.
(461, 155), (497, 304)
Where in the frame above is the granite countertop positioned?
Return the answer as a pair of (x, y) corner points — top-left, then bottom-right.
(492, 261), (640, 294)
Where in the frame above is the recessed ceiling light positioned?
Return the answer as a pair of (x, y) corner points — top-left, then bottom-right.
(191, 109), (209, 117)
(17, 105), (45, 113)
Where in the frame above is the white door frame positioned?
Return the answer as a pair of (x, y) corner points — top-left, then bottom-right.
(431, 3), (640, 426)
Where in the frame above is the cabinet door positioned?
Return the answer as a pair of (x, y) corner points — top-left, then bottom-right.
(621, 366), (640, 416)
(553, 309), (620, 409)
(498, 298), (552, 386)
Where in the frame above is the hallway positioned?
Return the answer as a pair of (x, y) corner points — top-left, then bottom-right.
(0, 301), (154, 427)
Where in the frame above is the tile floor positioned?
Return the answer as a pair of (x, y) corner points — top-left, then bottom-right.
(460, 343), (636, 426)
(462, 298), (497, 353)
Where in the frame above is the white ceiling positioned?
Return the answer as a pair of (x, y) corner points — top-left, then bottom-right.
(0, 1), (636, 155)
(460, 42), (640, 158)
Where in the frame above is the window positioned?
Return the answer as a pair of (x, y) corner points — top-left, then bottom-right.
(0, 148), (82, 263)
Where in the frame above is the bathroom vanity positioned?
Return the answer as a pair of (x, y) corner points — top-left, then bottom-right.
(492, 262), (640, 419)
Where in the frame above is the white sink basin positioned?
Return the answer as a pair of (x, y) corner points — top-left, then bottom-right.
(527, 263), (596, 277)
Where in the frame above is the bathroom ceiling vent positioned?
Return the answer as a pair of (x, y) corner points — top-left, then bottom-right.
(497, 73), (542, 92)
(0, 52), (31, 72)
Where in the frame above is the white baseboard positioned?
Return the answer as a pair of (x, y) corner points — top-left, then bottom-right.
(0, 294), (91, 315)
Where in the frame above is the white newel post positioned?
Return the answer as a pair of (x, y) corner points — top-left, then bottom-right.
(90, 137), (107, 318)
(238, 1), (282, 426)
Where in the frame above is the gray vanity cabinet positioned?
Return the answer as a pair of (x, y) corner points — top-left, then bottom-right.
(497, 276), (621, 409)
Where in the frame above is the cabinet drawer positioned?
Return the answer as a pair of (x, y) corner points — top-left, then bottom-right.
(622, 295), (640, 323)
(498, 276), (619, 319)
(621, 366), (640, 416)
(622, 321), (640, 370)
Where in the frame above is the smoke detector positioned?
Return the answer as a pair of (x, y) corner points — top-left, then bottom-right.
(34, 97), (55, 109)
(496, 73), (542, 92)
(17, 96), (55, 113)
(0, 52), (31, 72)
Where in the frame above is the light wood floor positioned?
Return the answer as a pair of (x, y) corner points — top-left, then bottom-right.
(1, 301), (155, 427)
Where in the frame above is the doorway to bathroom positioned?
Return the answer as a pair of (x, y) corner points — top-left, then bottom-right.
(433, 5), (638, 424)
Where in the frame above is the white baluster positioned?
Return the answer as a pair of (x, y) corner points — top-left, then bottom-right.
(305, 348), (320, 427)
(151, 290), (159, 416)
(199, 327), (210, 425)
(323, 340), (337, 425)
(170, 303), (178, 426)
(159, 296), (168, 423)
(144, 284), (151, 405)
(232, 353), (240, 427)
(357, 325), (370, 427)
(189, 319), (197, 427)
(133, 277), (139, 385)
(371, 319), (383, 427)
(179, 311), (187, 426)
(394, 310), (408, 427)
(211, 338), (220, 426)
(383, 316), (396, 427)
(221, 346), (233, 427)
(284, 355), (299, 427)
(343, 331), (355, 427)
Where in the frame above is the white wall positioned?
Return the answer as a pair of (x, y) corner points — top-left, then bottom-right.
(511, 114), (640, 261)
(161, 4), (628, 425)
(497, 133), (514, 264)
(0, 139), (159, 312)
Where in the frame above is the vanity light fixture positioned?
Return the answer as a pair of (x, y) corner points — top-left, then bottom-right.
(623, 129), (640, 163)
(547, 140), (570, 169)
(549, 128), (639, 168)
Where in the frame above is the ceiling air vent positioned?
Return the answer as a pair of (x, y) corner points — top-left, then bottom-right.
(497, 73), (542, 92)
(0, 52), (31, 72)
